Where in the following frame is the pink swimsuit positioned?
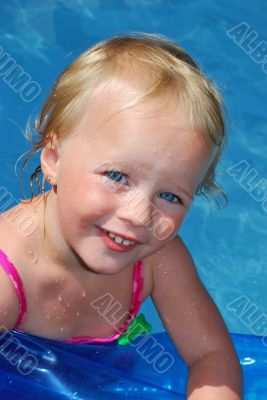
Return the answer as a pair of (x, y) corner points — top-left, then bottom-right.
(0, 248), (144, 344)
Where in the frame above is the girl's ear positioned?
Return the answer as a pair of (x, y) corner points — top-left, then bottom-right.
(41, 134), (60, 186)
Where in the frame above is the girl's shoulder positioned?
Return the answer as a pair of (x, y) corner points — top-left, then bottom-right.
(142, 235), (193, 298)
(0, 202), (33, 258)
(0, 206), (27, 329)
(146, 235), (193, 274)
(0, 201), (38, 293)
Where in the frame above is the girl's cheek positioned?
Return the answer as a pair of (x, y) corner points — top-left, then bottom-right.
(153, 200), (186, 231)
(72, 177), (120, 218)
(160, 210), (187, 241)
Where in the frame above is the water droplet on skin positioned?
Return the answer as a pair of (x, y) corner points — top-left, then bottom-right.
(76, 311), (80, 317)
(46, 315), (50, 319)
(31, 256), (38, 264)
(27, 248), (33, 255)
(4, 311), (7, 315)
(57, 294), (63, 302)
(82, 290), (86, 298)
(60, 327), (64, 331)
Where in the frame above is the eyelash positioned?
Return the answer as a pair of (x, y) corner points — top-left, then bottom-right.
(103, 170), (184, 206)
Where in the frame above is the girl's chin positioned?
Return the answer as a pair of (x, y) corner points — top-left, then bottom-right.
(73, 236), (140, 274)
(75, 252), (130, 275)
(84, 262), (127, 275)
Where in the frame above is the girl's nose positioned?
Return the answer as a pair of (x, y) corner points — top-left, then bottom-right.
(115, 195), (175, 241)
(116, 198), (153, 228)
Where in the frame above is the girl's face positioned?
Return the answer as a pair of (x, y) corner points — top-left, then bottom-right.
(44, 80), (215, 274)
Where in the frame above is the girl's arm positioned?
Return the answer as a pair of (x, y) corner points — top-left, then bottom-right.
(151, 235), (243, 399)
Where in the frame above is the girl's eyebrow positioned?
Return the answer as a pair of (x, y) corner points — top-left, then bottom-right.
(175, 186), (194, 200)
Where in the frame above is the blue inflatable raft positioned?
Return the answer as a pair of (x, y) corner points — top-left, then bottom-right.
(0, 329), (266, 399)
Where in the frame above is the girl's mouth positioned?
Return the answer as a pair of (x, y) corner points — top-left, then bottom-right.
(96, 228), (138, 253)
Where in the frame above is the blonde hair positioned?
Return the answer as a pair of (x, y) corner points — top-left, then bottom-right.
(21, 32), (227, 206)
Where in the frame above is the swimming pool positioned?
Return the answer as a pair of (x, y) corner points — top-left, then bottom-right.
(0, 0), (266, 370)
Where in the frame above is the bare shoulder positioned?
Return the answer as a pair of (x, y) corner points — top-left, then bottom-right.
(0, 200), (38, 328)
(149, 234), (205, 311)
(0, 211), (22, 329)
(0, 262), (20, 329)
(149, 235), (196, 281)
(141, 235), (195, 300)
(0, 202), (31, 259)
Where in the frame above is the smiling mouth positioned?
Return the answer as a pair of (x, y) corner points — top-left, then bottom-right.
(102, 228), (137, 246)
(96, 227), (140, 252)
(106, 231), (136, 246)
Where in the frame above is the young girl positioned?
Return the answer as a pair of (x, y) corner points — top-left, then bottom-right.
(0, 33), (242, 398)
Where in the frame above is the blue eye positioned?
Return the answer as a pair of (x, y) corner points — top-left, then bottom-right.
(159, 192), (183, 205)
(105, 171), (127, 184)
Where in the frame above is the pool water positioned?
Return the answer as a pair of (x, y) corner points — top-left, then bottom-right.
(0, 0), (266, 338)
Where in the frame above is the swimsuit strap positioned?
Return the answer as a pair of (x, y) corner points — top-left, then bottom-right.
(65, 259), (144, 344)
(129, 259), (144, 316)
(0, 249), (27, 329)
(0, 248), (144, 344)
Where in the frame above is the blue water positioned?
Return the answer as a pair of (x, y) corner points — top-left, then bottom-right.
(0, 0), (266, 339)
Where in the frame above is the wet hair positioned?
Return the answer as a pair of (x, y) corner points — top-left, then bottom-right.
(21, 32), (227, 207)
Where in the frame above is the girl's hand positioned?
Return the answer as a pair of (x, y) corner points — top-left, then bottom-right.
(150, 236), (243, 399)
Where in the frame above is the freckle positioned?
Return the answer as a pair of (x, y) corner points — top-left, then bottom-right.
(57, 294), (63, 302)
(82, 290), (86, 298)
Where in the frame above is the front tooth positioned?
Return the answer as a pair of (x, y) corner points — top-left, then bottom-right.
(108, 231), (135, 245)
(114, 236), (123, 244)
(123, 240), (133, 245)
